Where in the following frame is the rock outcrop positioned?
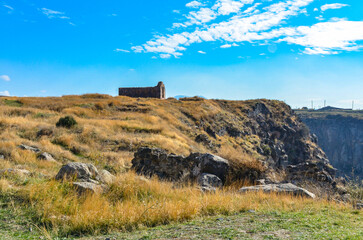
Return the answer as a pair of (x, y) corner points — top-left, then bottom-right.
(239, 183), (316, 199)
(131, 147), (230, 185)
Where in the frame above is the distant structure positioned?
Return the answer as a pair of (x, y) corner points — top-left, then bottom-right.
(118, 82), (166, 99)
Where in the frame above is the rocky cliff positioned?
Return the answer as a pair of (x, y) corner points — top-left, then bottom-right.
(297, 110), (363, 179)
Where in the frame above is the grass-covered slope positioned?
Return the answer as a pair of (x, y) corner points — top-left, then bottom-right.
(0, 95), (361, 238)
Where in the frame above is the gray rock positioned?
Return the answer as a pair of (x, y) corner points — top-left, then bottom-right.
(199, 186), (216, 193)
(37, 152), (56, 162)
(55, 162), (99, 182)
(72, 182), (104, 195)
(0, 168), (31, 177)
(239, 183), (316, 199)
(256, 179), (266, 185)
(18, 144), (41, 153)
(187, 153), (230, 183)
(99, 170), (115, 184)
(197, 173), (222, 188)
(132, 147), (230, 184)
(0, 155), (4, 160)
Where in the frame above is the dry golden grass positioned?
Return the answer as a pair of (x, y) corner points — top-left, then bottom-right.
(24, 171), (347, 236)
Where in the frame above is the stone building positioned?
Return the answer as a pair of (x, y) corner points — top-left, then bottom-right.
(118, 81), (166, 99)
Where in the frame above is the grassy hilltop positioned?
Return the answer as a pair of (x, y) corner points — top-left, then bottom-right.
(0, 95), (362, 239)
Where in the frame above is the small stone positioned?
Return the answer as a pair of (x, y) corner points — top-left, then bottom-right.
(99, 169), (116, 184)
(72, 182), (104, 195)
(0, 168), (31, 177)
(18, 144), (41, 153)
(0, 155), (4, 160)
(248, 210), (256, 213)
(37, 152), (56, 162)
(256, 179), (266, 185)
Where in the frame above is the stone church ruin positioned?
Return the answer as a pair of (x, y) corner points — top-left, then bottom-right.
(118, 81), (166, 99)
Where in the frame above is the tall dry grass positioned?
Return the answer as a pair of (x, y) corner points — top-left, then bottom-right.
(25, 171), (346, 236)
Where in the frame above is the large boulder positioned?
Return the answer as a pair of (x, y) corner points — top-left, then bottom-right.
(131, 147), (230, 184)
(239, 183), (316, 199)
(55, 162), (99, 182)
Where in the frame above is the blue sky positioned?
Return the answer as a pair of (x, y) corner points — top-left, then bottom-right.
(1, 0), (363, 109)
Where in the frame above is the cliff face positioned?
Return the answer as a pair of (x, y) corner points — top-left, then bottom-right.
(299, 114), (363, 179)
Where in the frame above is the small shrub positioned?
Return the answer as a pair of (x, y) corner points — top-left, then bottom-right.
(56, 116), (77, 128)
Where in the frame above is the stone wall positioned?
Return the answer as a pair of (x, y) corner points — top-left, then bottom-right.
(119, 82), (166, 99)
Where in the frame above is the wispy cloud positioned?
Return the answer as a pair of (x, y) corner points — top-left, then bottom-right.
(40, 8), (70, 19)
(0, 75), (10, 81)
(0, 91), (10, 96)
(114, 48), (130, 53)
(321, 3), (349, 12)
(198, 50), (206, 54)
(3, 4), (13, 10)
(2, 4), (13, 13)
(39, 8), (76, 26)
(186, 1), (204, 9)
(132, 0), (362, 58)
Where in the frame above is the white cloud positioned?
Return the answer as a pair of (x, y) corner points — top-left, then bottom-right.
(280, 21), (363, 54)
(186, 1), (203, 8)
(40, 8), (69, 19)
(134, 0), (315, 57)
(198, 50), (206, 54)
(0, 91), (10, 96)
(132, 0), (363, 57)
(160, 54), (172, 58)
(0, 75), (10, 81)
(321, 3), (349, 12)
(220, 43), (239, 48)
(114, 48), (130, 53)
(221, 44), (232, 48)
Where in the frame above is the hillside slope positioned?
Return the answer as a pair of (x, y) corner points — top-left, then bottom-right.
(0, 95), (346, 236)
(0, 96), (334, 183)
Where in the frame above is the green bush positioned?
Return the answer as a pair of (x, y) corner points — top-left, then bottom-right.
(56, 116), (77, 128)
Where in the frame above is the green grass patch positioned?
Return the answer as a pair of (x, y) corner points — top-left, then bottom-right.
(3, 99), (23, 107)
